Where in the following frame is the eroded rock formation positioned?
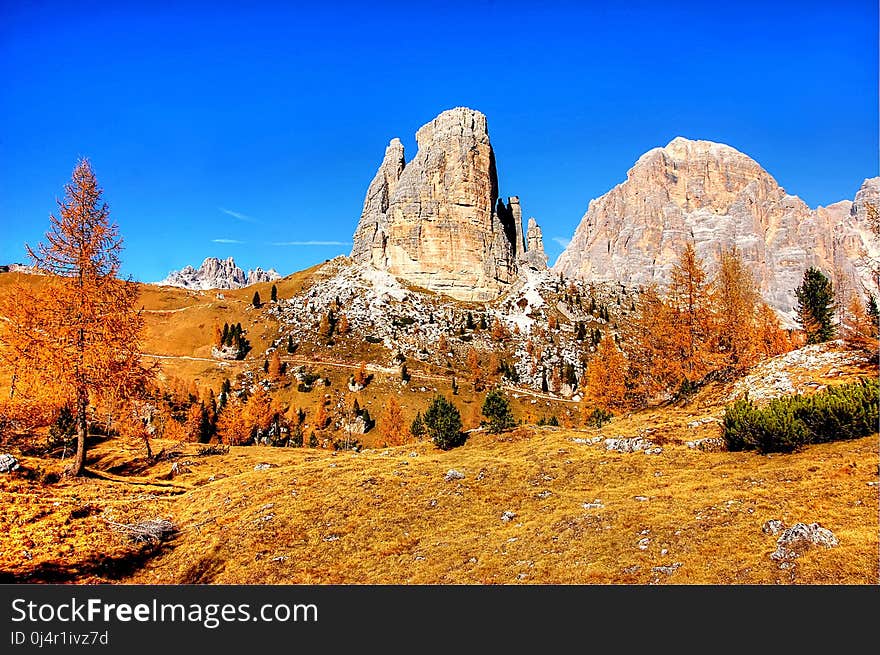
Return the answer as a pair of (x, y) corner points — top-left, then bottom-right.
(351, 107), (546, 301)
(554, 137), (879, 319)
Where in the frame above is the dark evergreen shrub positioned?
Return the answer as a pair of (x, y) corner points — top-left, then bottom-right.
(423, 395), (466, 450)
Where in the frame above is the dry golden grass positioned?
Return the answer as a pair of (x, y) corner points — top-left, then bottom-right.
(3, 422), (876, 584)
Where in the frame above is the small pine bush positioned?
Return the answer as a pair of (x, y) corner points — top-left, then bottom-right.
(723, 378), (878, 453)
(423, 395), (466, 450)
(410, 411), (426, 439)
(482, 388), (515, 433)
(587, 407), (613, 429)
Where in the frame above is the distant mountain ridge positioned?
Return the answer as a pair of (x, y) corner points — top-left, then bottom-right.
(156, 257), (280, 290)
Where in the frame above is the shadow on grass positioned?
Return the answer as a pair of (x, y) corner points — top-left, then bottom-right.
(178, 544), (226, 584)
(0, 543), (169, 584)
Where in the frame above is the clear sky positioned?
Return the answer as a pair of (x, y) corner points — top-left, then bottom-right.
(1, 0), (876, 282)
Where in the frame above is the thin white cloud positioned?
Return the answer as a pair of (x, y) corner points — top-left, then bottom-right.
(552, 237), (572, 249)
(270, 240), (351, 247)
(212, 238), (244, 244)
(219, 207), (257, 223)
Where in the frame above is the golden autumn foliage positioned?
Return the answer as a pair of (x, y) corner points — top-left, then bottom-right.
(583, 332), (627, 412)
(715, 249), (759, 372)
(313, 401), (330, 430)
(216, 397), (249, 445)
(486, 352), (502, 382)
(336, 314), (350, 336)
(491, 317), (508, 342)
(378, 396), (408, 446)
(318, 312), (333, 343)
(184, 403), (205, 442)
(353, 362), (369, 387)
(616, 246), (797, 408)
(466, 348), (481, 389)
(245, 386), (275, 435)
(268, 350), (283, 381)
(841, 294), (879, 355)
(0, 159), (154, 475)
(667, 242), (717, 382)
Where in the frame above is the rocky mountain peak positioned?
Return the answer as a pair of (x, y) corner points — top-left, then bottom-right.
(157, 256), (280, 290)
(350, 107), (546, 302)
(554, 140), (878, 321)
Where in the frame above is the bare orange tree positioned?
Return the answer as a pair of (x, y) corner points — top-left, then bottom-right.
(0, 159), (152, 475)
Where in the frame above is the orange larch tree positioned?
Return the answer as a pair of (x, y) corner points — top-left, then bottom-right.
(216, 397), (248, 445)
(621, 285), (677, 403)
(667, 242), (716, 383)
(466, 347), (481, 390)
(714, 248), (760, 373)
(268, 349), (283, 381)
(353, 361), (369, 387)
(378, 395), (408, 446)
(0, 159), (153, 475)
(313, 401), (330, 430)
(491, 316), (508, 342)
(583, 331), (627, 412)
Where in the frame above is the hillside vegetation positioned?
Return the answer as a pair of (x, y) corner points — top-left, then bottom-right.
(1, 261), (877, 585)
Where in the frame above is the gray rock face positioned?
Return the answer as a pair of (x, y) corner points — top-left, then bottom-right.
(444, 469), (465, 482)
(762, 519), (786, 535)
(554, 137), (879, 321)
(520, 217), (548, 270)
(0, 453), (20, 473)
(351, 107), (545, 301)
(157, 257), (280, 290)
(350, 138), (406, 266)
(604, 436), (658, 453)
(770, 522), (839, 560)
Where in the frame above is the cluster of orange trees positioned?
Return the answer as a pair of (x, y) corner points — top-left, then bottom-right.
(582, 244), (797, 412)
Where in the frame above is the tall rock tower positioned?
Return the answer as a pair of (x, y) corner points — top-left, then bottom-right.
(351, 107), (545, 301)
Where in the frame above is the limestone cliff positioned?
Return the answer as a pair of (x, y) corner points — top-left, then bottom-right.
(351, 107), (545, 301)
(554, 137), (879, 320)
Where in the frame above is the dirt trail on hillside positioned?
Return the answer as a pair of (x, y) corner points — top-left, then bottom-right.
(140, 352), (575, 402)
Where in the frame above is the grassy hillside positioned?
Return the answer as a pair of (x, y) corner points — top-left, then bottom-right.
(2, 424), (876, 584)
(1, 269), (876, 585)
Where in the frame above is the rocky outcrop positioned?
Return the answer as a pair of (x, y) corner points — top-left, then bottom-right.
(157, 257), (280, 290)
(246, 267), (280, 286)
(521, 217), (548, 270)
(350, 138), (406, 266)
(770, 522), (839, 561)
(0, 453), (20, 473)
(351, 107), (545, 301)
(554, 137), (879, 321)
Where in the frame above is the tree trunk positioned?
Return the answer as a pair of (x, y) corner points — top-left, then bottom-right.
(71, 392), (88, 476)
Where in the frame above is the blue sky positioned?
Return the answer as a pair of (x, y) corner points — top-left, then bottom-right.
(1, 0), (876, 282)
